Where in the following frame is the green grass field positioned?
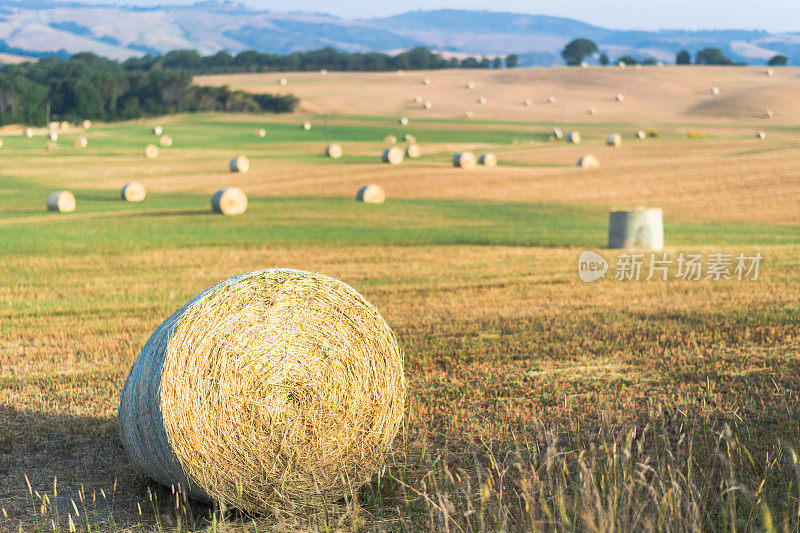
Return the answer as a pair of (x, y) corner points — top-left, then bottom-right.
(1, 113), (798, 531)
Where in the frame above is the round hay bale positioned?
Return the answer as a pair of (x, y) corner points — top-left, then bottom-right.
(326, 143), (343, 159)
(24, 128), (33, 138)
(618, 61), (626, 69)
(413, 95), (422, 103)
(320, 69), (328, 76)
(588, 107), (597, 115)
(384, 135), (397, 144)
(635, 130), (646, 140)
(278, 78), (288, 86)
(301, 121), (312, 131)
(606, 133), (622, 147)
(464, 110), (473, 118)
(710, 86), (720, 95)
(402, 134), (416, 143)
(211, 187), (248, 215)
(119, 269), (404, 513)
(580, 61), (589, 68)
(608, 208), (663, 250)
(48, 121), (59, 131)
(615, 93), (624, 102)
(121, 182), (146, 202)
(399, 117), (409, 126)
(466, 81), (475, 89)
(47, 131), (58, 142)
(356, 184), (386, 204)
(60, 121), (70, 130)
(566, 131), (581, 144)
(453, 152), (476, 169)
(159, 135), (173, 147)
(478, 153), (497, 167)
(229, 155), (250, 173)
(477, 97), (487, 105)
(766, 69), (773, 77)
(523, 98), (533, 106)
(82, 119), (92, 129)
(144, 144), (159, 159)
(74, 136), (88, 148)
(382, 147), (404, 165)
(547, 96), (557, 104)
(153, 125), (163, 135)
(422, 78), (431, 85)
(423, 102), (432, 110)
(577, 154), (599, 168)
(551, 127), (564, 140)
(256, 128), (266, 138)
(765, 110), (774, 119)
(0, 138), (3, 148)
(756, 131), (766, 139)
(405, 144), (421, 158)
(46, 191), (76, 212)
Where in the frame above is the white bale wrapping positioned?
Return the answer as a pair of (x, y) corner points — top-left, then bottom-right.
(608, 208), (664, 250)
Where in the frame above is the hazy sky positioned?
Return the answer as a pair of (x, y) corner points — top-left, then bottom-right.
(80, 0), (800, 32)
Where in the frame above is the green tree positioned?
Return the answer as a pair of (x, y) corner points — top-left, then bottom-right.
(617, 55), (638, 66)
(561, 38), (598, 66)
(599, 53), (609, 66)
(676, 50), (691, 65)
(768, 54), (788, 66)
(505, 54), (519, 68)
(492, 57), (502, 69)
(695, 47), (734, 65)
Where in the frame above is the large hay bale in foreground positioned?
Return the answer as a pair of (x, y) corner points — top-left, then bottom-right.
(382, 147), (403, 165)
(119, 269), (404, 513)
(478, 153), (497, 167)
(121, 182), (146, 202)
(229, 155), (250, 173)
(356, 184), (386, 204)
(47, 191), (76, 212)
(566, 131), (581, 144)
(144, 144), (159, 159)
(326, 143), (343, 158)
(211, 188), (248, 215)
(74, 136), (88, 148)
(152, 125), (163, 135)
(405, 144), (421, 158)
(453, 152), (476, 169)
(159, 135), (173, 147)
(608, 208), (663, 250)
(606, 133), (622, 147)
(577, 155), (599, 168)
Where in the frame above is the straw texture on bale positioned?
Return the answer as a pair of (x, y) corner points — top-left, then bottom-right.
(74, 136), (88, 148)
(606, 133), (622, 147)
(119, 268), (404, 513)
(405, 144), (421, 158)
(144, 144), (159, 159)
(566, 131), (580, 144)
(478, 153), (497, 167)
(24, 128), (33, 137)
(211, 188), (248, 215)
(356, 185), (386, 204)
(577, 155), (599, 168)
(229, 156), (250, 173)
(158, 135), (172, 147)
(83, 119), (92, 129)
(153, 126), (163, 135)
(47, 190), (76, 212)
(326, 144), (343, 159)
(608, 208), (664, 250)
(121, 182), (147, 202)
(453, 152), (476, 169)
(382, 147), (403, 165)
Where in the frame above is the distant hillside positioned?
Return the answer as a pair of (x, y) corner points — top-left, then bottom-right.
(0, 1), (797, 65)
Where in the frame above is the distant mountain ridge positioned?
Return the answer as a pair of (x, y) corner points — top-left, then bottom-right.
(0, 1), (797, 65)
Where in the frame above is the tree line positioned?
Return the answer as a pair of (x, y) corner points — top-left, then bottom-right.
(561, 38), (788, 67)
(0, 53), (298, 126)
(125, 47), (520, 73)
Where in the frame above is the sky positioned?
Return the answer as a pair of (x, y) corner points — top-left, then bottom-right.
(84, 0), (800, 32)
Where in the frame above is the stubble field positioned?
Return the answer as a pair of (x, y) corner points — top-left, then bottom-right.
(1, 66), (799, 531)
